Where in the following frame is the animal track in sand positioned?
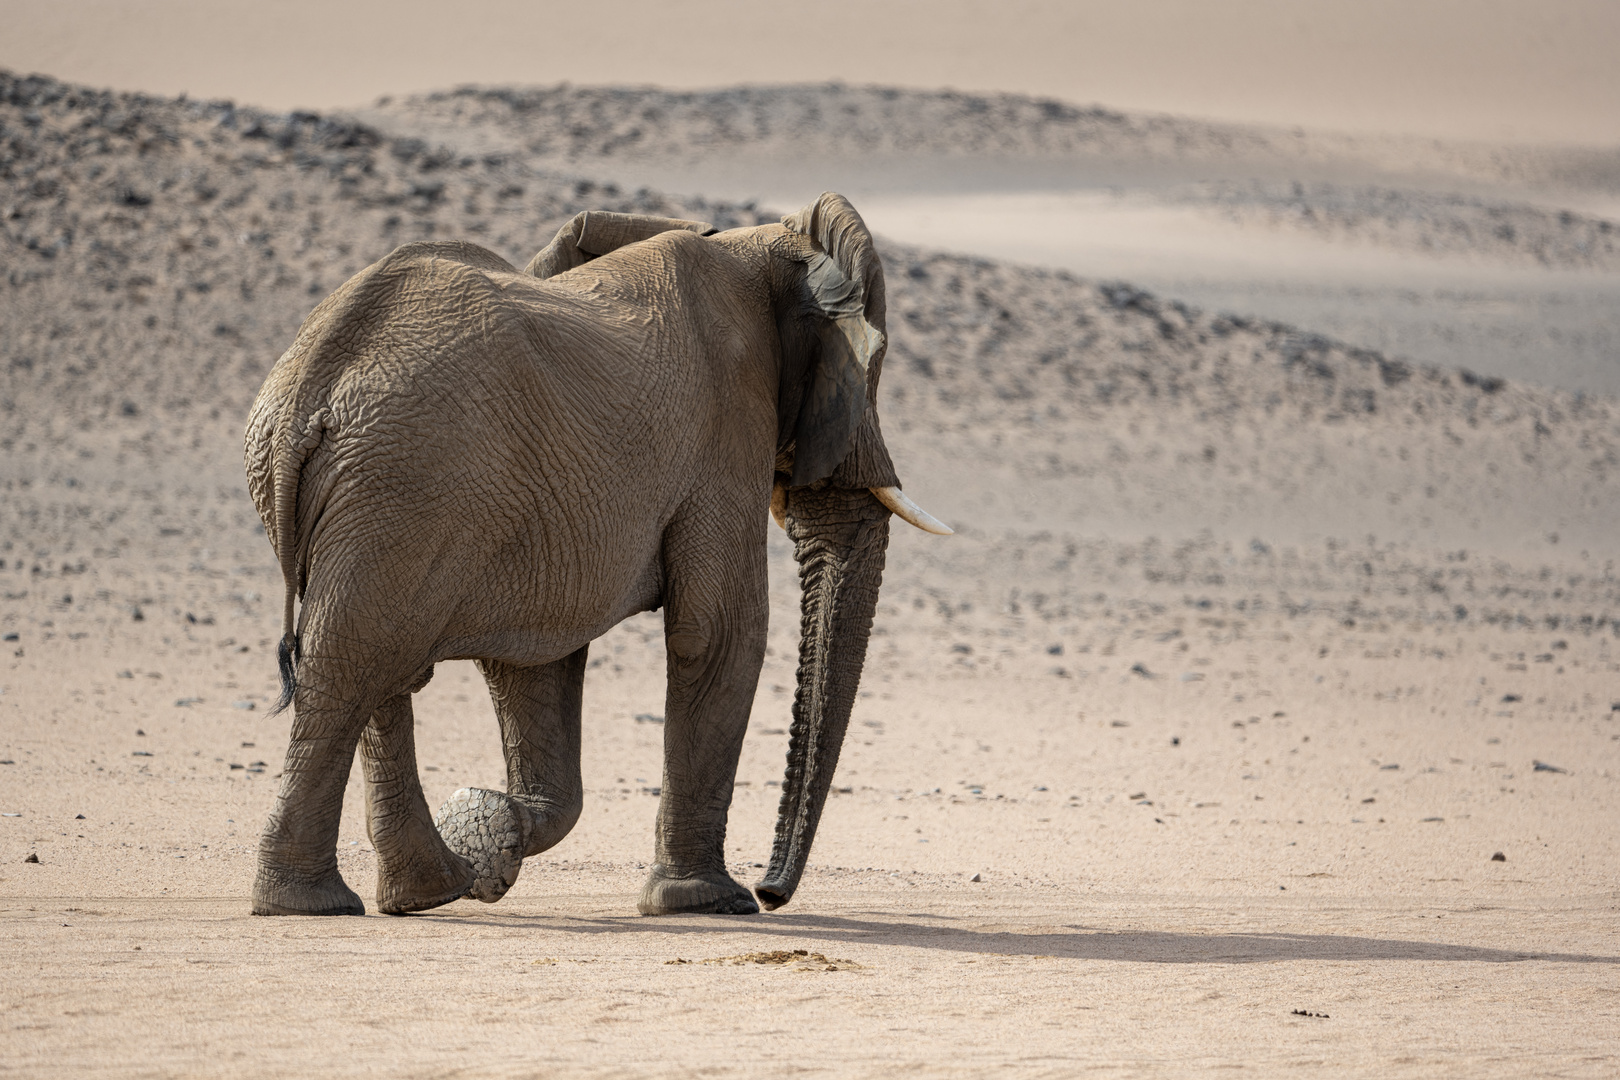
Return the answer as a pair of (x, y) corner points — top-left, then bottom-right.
(667, 950), (864, 971)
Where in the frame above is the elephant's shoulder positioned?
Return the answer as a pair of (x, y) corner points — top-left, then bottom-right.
(583, 226), (720, 275)
(571, 229), (751, 313)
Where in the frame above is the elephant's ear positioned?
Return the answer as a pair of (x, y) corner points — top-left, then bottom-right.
(789, 251), (885, 485)
(525, 211), (718, 278)
(782, 193), (893, 488)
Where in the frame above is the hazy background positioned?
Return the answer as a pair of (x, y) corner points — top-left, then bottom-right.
(3, 0), (1618, 144)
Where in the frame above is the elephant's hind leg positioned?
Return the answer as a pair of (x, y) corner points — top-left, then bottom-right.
(434, 649), (588, 903)
(253, 676), (372, 916)
(361, 692), (475, 914)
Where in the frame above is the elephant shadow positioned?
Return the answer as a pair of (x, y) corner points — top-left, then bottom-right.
(425, 909), (1620, 966)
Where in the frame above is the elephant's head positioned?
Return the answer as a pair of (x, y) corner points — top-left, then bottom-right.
(751, 193), (950, 909)
(530, 194), (949, 909)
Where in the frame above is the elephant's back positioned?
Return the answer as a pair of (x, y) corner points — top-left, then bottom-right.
(308, 245), (683, 560)
(324, 259), (669, 469)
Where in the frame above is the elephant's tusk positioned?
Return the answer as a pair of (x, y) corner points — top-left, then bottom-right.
(770, 482), (787, 530)
(870, 486), (953, 535)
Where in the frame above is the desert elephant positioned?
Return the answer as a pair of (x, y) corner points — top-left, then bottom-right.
(244, 192), (949, 917)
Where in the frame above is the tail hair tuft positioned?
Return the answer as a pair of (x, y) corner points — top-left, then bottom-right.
(271, 633), (299, 715)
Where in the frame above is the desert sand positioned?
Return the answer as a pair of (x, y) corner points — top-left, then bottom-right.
(2, 69), (1618, 1077)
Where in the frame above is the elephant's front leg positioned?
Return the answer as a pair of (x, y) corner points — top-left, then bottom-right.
(638, 521), (768, 916)
(360, 691), (475, 914)
(433, 649), (587, 902)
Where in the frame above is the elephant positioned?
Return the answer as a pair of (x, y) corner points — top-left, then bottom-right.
(243, 191), (950, 917)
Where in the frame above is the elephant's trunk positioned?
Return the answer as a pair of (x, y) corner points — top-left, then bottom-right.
(755, 486), (890, 910)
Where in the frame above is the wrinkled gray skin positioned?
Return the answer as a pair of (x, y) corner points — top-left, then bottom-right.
(244, 193), (917, 917)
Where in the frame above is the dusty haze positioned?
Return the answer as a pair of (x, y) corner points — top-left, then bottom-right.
(3, 0), (1619, 144)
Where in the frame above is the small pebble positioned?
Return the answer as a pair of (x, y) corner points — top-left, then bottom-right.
(968, 872), (981, 882)
(1491, 852), (1506, 862)
(24, 853), (39, 863)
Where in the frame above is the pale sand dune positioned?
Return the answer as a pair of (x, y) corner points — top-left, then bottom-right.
(361, 84), (1620, 395)
(2, 73), (1619, 1076)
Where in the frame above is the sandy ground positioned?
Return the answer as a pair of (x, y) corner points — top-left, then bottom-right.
(3, 72), (1619, 1076)
(5, 546), (1620, 1076)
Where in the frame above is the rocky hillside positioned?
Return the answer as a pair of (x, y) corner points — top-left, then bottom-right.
(0, 72), (776, 456)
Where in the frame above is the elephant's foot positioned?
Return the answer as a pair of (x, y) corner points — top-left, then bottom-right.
(637, 866), (760, 915)
(252, 863), (365, 916)
(434, 787), (531, 903)
(376, 846), (475, 915)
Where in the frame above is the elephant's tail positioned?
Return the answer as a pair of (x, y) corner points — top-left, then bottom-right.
(267, 405), (327, 715)
(274, 626), (298, 715)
